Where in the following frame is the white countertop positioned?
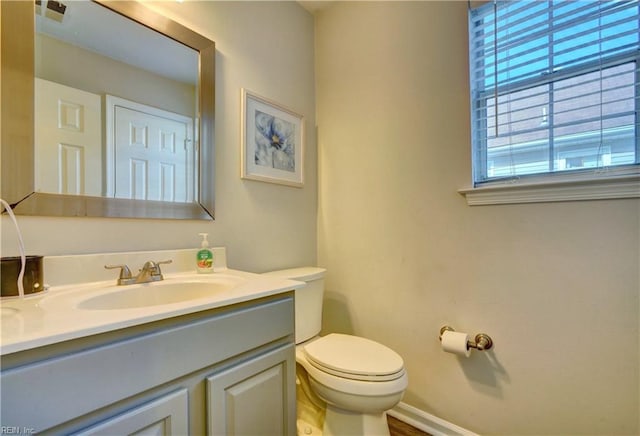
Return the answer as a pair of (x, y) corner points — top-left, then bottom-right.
(0, 269), (302, 356)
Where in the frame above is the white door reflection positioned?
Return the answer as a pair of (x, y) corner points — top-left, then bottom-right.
(108, 97), (194, 202)
(35, 78), (102, 196)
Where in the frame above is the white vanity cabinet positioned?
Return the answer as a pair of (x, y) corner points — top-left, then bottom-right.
(0, 294), (296, 435)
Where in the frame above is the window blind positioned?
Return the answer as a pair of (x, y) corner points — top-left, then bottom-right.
(468, 0), (640, 185)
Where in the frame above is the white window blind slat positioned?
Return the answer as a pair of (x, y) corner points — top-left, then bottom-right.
(471, 1), (636, 51)
(470, 3), (639, 78)
(469, 0), (640, 185)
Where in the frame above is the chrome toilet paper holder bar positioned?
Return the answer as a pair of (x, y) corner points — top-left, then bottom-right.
(439, 325), (493, 351)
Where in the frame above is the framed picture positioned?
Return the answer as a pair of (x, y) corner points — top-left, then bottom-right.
(241, 89), (304, 187)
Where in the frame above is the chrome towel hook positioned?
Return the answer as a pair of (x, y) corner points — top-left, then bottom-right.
(439, 325), (494, 351)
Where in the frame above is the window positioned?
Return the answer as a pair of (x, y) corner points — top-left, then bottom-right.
(468, 0), (639, 188)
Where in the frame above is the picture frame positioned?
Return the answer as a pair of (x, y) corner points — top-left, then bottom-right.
(240, 88), (304, 187)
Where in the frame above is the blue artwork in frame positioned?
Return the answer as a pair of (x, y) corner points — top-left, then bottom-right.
(241, 89), (304, 187)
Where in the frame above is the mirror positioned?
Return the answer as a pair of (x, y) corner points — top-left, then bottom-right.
(1, 0), (215, 219)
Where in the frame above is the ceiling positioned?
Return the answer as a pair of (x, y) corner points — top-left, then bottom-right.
(298, 1), (336, 14)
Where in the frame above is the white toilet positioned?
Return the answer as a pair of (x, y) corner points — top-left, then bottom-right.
(263, 267), (408, 436)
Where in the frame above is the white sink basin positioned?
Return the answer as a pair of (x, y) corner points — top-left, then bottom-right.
(39, 275), (248, 311)
(1, 307), (20, 318)
(80, 279), (243, 310)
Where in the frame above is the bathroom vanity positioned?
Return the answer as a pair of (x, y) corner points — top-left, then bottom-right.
(0, 249), (300, 435)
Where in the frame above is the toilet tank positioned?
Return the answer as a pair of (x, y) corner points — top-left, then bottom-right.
(262, 267), (326, 344)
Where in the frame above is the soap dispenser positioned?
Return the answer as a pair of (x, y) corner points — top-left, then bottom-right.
(196, 233), (214, 273)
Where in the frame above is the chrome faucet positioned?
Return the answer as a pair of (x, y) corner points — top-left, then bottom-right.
(105, 260), (172, 285)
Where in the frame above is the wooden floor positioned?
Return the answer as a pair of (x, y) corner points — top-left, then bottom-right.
(388, 415), (431, 436)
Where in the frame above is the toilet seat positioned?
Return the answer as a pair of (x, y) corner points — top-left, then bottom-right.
(303, 333), (405, 382)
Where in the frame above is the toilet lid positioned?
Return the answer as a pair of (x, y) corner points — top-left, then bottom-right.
(303, 333), (405, 381)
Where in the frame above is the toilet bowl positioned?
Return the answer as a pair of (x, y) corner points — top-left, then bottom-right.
(263, 267), (408, 436)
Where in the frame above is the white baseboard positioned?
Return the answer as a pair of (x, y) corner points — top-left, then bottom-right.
(388, 402), (479, 436)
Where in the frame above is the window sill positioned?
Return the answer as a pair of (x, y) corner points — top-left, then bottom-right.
(458, 170), (640, 206)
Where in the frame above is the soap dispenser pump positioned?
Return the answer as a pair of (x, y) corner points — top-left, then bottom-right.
(196, 233), (214, 273)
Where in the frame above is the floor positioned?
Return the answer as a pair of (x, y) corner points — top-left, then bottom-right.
(388, 415), (431, 436)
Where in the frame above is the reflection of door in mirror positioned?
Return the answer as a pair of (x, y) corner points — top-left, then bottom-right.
(107, 97), (194, 203)
(35, 0), (198, 203)
(35, 78), (102, 196)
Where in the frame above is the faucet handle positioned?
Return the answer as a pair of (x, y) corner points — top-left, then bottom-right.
(142, 259), (172, 277)
(105, 264), (132, 278)
(105, 264), (135, 285)
(154, 259), (173, 275)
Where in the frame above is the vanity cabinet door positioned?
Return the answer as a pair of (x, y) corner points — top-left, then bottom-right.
(206, 344), (295, 436)
(75, 389), (189, 435)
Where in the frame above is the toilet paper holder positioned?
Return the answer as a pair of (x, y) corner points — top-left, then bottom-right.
(439, 325), (493, 351)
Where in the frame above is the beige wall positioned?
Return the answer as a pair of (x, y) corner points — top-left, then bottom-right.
(1, 1), (317, 273)
(315, 2), (639, 435)
(36, 33), (196, 117)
